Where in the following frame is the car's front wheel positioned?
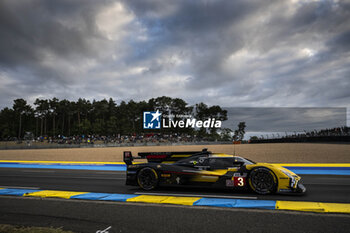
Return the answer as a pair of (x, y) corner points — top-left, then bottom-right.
(137, 167), (158, 190)
(248, 167), (277, 194)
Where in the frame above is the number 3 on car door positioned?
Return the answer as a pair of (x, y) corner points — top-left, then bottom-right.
(233, 176), (245, 186)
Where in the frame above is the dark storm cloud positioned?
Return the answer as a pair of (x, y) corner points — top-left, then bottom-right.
(122, 0), (350, 100)
(0, 0), (349, 127)
(0, 0), (114, 108)
(0, 0), (105, 65)
(327, 30), (350, 52)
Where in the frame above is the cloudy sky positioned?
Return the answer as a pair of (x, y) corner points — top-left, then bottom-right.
(0, 0), (349, 124)
(223, 107), (346, 132)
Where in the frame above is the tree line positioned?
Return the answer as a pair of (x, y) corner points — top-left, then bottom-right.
(0, 96), (229, 140)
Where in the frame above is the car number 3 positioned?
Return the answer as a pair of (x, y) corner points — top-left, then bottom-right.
(237, 177), (244, 186)
(233, 177), (245, 186)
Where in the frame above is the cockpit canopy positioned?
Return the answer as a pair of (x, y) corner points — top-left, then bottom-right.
(176, 153), (255, 169)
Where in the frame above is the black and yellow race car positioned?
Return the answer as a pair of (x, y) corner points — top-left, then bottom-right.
(123, 149), (306, 195)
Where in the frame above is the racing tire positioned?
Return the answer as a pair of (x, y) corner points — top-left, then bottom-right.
(248, 167), (277, 194)
(137, 167), (159, 191)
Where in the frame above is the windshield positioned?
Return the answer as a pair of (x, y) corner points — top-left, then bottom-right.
(175, 154), (255, 166)
(239, 157), (255, 165)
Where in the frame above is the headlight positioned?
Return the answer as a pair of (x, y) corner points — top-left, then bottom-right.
(281, 169), (293, 178)
(281, 169), (297, 188)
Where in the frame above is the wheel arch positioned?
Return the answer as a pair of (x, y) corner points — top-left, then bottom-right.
(247, 166), (278, 194)
(136, 166), (160, 190)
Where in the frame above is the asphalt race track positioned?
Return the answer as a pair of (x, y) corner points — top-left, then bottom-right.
(1, 196), (350, 233)
(1, 168), (350, 233)
(0, 168), (350, 203)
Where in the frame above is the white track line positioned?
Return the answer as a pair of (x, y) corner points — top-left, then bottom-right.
(0, 186), (40, 190)
(134, 192), (258, 199)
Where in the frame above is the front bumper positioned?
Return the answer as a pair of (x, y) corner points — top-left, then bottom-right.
(278, 182), (306, 194)
(295, 183), (306, 193)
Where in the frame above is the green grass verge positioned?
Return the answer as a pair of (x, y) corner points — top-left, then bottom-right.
(0, 224), (74, 233)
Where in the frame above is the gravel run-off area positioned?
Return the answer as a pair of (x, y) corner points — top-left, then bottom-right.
(0, 143), (349, 163)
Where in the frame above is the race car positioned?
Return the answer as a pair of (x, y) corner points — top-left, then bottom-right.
(123, 148), (306, 195)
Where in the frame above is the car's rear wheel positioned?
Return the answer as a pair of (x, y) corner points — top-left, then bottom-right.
(137, 167), (158, 190)
(249, 167), (277, 194)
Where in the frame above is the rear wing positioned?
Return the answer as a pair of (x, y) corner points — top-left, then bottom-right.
(123, 148), (210, 165)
